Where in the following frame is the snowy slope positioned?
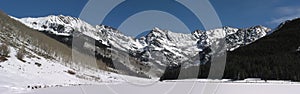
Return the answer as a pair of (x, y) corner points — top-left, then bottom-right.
(0, 44), (157, 94)
(0, 44), (128, 94)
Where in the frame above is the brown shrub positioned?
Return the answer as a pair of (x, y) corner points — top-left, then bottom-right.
(0, 56), (8, 62)
(16, 47), (25, 61)
(0, 43), (10, 57)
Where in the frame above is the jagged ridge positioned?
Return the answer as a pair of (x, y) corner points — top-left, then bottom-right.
(14, 15), (271, 78)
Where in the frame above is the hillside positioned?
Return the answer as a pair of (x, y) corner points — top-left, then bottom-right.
(0, 10), (129, 93)
(224, 18), (300, 81)
(160, 18), (300, 81)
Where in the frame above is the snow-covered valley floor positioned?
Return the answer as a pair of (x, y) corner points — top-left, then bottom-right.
(24, 81), (300, 94)
(1, 47), (300, 94)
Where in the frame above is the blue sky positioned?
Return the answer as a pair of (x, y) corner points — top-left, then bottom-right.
(0, 0), (300, 33)
(210, 0), (300, 28)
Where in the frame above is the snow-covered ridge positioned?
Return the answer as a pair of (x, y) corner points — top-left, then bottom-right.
(13, 15), (271, 52)
(15, 15), (102, 40)
(13, 15), (271, 77)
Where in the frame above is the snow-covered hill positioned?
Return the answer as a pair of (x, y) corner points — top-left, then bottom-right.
(14, 15), (271, 78)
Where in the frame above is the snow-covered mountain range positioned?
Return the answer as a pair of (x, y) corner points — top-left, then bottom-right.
(6, 8), (300, 93)
(16, 15), (271, 51)
(13, 15), (271, 78)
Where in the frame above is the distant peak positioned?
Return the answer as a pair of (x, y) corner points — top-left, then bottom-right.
(58, 14), (65, 17)
(152, 27), (166, 32)
(150, 27), (169, 34)
(275, 17), (300, 32)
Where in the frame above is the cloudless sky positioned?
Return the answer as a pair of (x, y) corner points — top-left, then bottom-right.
(1, 0), (300, 32)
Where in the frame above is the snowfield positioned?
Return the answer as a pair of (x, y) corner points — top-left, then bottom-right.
(0, 46), (147, 94)
(23, 81), (300, 94)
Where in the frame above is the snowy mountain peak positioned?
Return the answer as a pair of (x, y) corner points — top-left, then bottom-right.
(15, 15), (101, 40)
(153, 27), (163, 31)
(96, 24), (118, 32)
(147, 27), (168, 38)
(47, 15), (80, 23)
(225, 25), (271, 51)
